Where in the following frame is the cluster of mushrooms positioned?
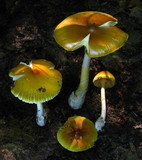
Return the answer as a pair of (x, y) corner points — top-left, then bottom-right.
(9, 11), (128, 152)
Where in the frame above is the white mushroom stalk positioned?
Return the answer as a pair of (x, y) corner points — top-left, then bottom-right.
(68, 53), (91, 109)
(68, 34), (91, 109)
(95, 87), (106, 131)
(100, 87), (106, 120)
(36, 103), (47, 127)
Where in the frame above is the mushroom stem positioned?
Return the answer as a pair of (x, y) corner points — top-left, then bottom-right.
(101, 87), (106, 121)
(95, 87), (106, 131)
(68, 53), (91, 109)
(36, 103), (47, 126)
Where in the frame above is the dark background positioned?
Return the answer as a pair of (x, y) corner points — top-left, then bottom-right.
(0, 0), (142, 160)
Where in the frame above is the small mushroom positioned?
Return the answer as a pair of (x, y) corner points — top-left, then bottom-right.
(93, 71), (115, 131)
(9, 59), (62, 126)
(54, 11), (128, 109)
(57, 116), (98, 152)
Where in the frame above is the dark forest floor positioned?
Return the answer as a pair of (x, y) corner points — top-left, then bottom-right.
(0, 0), (142, 160)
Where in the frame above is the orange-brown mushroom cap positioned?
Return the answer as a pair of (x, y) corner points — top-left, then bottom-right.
(54, 11), (128, 58)
(93, 71), (115, 88)
(57, 116), (98, 152)
(9, 59), (62, 103)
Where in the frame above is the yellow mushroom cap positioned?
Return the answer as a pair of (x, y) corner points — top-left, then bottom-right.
(9, 59), (62, 104)
(93, 71), (115, 88)
(54, 11), (128, 58)
(57, 116), (98, 152)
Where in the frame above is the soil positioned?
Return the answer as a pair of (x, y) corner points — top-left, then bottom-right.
(0, 0), (142, 160)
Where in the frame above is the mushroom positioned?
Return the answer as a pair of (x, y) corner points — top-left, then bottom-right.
(54, 11), (128, 109)
(93, 71), (115, 131)
(57, 116), (98, 152)
(9, 59), (62, 126)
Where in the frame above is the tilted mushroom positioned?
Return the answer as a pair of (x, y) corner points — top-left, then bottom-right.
(93, 71), (115, 131)
(9, 59), (62, 126)
(57, 116), (98, 152)
(54, 11), (128, 109)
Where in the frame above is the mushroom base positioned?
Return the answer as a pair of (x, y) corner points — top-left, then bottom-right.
(68, 89), (87, 109)
(95, 117), (105, 131)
